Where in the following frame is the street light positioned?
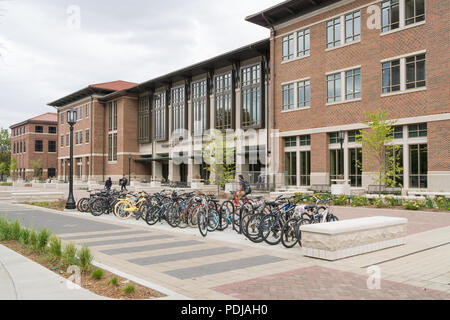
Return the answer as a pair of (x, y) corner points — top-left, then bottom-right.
(338, 131), (345, 180)
(65, 109), (77, 210)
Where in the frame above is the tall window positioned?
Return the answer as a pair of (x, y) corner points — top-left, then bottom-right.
(382, 0), (400, 32)
(345, 68), (361, 99)
(215, 72), (233, 130)
(297, 80), (310, 108)
(326, 18), (341, 48)
(241, 64), (262, 127)
(405, 0), (425, 25)
(345, 11), (361, 42)
(282, 34), (294, 61)
(282, 83), (294, 110)
(61, 113), (64, 124)
(297, 29), (310, 57)
(35, 140), (43, 152)
(382, 59), (400, 93)
(23, 141), (26, 153)
(153, 91), (167, 140)
(330, 149), (343, 184)
(48, 141), (56, 153)
(19, 141), (22, 153)
(406, 54), (426, 89)
(61, 135), (64, 147)
(66, 133), (69, 147)
(348, 148), (362, 187)
(85, 129), (90, 143)
(327, 73), (341, 102)
(108, 101), (118, 161)
(386, 146), (404, 187)
(299, 151), (311, 186)
(192, 79), (208, 136)
(86, 103), (90, 118)
(138, 96), (150, 143)
(172, 86), (186, 131)
(409, 144), (427, 188)
(285, 152), (297, 186)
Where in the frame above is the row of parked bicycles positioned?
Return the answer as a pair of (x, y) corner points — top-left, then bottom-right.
(76, 188), (339, 249)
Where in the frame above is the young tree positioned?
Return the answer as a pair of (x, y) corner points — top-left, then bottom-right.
(0, 128), (11, 181)
(202, 130), (236, 196)
(31, 158), (43, 181)
(9, 157), (17, 181)
(356, 110), (403, 195)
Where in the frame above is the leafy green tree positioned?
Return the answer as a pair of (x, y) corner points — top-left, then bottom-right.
(31, 158), (43, 181)
(356, 110), (403, 195)
(9, 158), (17, 181)
(202, 130), (236, 196)
(0, 128), (11, 181)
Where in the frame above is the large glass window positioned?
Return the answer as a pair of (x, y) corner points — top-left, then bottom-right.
(285, 152), (297, 186)
(386, 145), (404, 187)
(327, 73), (341, 103)
(406, 54), (426, 89)
(348, 148), (362, 187)
(215, 72), (233, 130)
(345, 68), (361, 100)
(192, 79), (208, 136)
(326, 18), (341, 48)
(282, 34), (294, 61)
(138, 96), (150, 143)
(382, 0), (400, 32)
(282, 83), (294, 110)
(48, 141), (56, 153)
(299, 151), (311, 186)
(108, 101), (118, 161)
(241, 64), (262, 127)
(382, 59), (400, 93)
(330, 149), (344, 184)
(297, 29), (310, 57)
(298, 80), (310, 108)
(409, 144), (427, 188)
(172, 86), (186, 131)
(405, 0), (425, 25)
(153, 91), (167, 140)
(345, 11), (361, 42)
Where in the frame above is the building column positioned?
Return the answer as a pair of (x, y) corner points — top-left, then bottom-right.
(310, 133), (329, 185)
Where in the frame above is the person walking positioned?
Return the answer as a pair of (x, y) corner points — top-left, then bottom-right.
(237, 174), (251, 199)
(257, 172), (265, 190)
(105, 177), (112, 191)
(120, 175), (128, 192)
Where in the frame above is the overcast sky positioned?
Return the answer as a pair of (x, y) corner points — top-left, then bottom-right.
(0, 0), (278, 129)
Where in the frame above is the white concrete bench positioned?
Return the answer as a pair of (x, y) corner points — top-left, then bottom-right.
(12, 192), (65, 203)
(300, 216), (407, 261)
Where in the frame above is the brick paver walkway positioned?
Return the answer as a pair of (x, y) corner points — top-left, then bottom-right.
(212, 265), (450, 300)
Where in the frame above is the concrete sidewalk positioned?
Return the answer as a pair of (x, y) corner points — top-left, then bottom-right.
(0, 244), (106, 300)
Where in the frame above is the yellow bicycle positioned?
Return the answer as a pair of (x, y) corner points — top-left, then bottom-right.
(113, 192), (150, 220)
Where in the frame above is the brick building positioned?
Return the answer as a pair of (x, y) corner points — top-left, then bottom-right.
(247, 0), (450, 192)
(10, 113), (58, 180)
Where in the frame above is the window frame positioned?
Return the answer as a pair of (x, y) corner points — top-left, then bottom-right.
(241, 63), (263, 128)
(192, 79), (209, 136)
(214, 71), (234, 130)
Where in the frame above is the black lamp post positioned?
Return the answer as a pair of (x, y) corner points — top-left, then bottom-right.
(338, 131), (345, 180)
(65, 109), (77, 210)
(128, 153), (131, 185)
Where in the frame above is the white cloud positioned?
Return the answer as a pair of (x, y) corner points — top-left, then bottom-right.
(0, 0), (278, 129)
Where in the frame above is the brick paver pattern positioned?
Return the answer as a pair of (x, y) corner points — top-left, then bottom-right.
(212, 265), (450, 300)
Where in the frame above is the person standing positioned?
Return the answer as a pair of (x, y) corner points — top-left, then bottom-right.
(105, 177), (112, 191)
(237, 174), (251, 198)
(120, 175), (128, 192)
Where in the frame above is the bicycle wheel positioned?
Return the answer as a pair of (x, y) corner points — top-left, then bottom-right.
(145, 205), (161, 226)
(167, 204), (182, 228)
(260, 214), (283, 245)
(207, 209), (219, 232)
(245, 212), (265, 243)
(197, 208), (208, 237)
(281, 218), (300, 248)
(326, 214), (339, 222)
(114, 201), (133, 220)
(89, 198), (105, 216)
(295, 218), (310, 247)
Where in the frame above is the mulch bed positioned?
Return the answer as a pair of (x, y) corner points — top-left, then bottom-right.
(1, 240), (166, 300)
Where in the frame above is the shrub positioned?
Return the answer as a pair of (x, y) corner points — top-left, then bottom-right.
(19, 228), (31, 245)
(91, 268), (104, 280)
(48, 236), (62, 261)
(435, 196), (449, 210)
(0, 217), (11, 241)
(332, 194), (348, 206)
(124, 284), (135, 294)
(11, 220), (21, 241)
(38, 228), (52, 252)
(29, 229), (39, 251)
(77, 245), (93, 272)
(403, 200), (425, 210)
(373, 197), (385, 208)
(1, 182), (12, 186)
(351, 195), (369, 207)
(62, 242), (78, 267)
(385, 196), (402, 207)
(110, 277), (118, 286)
(424, 196), (434, 209)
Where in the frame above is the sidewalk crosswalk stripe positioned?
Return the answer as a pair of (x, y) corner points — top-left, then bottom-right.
(83, 234), (173, 247)
(61, 230), (150, 240)
(100, 240), (202, 255)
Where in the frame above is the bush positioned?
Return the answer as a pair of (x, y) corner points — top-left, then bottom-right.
(48, 236), (62, 261)
(0, 217), (11, 241)
(373, 197), (385, 208)
(333, 194), (347, 206)
(62, 242), (78, 267)
(110, 277), (118, 286)
(91, 268), (104, 280)
(19, 228), (31, 245)
(385, 196), (402, 207)
(0, 182), (12, 186)
(77, 245), (93, 272)
(435, 196), (449, 211)
(38, 228), (51, 252)
(403, 200), (425, 210)
(351, 195), (369, 207)
(29, 229), (39, 251)
(11, 220), (21, 241)
(424, 196), (434, 209)
(124, 285), (135, 294)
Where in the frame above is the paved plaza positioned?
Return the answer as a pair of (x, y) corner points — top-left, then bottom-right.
(0, 198), (449, 300)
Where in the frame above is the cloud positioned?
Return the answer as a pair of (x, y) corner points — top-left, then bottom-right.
(0, 0), (278, 129)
